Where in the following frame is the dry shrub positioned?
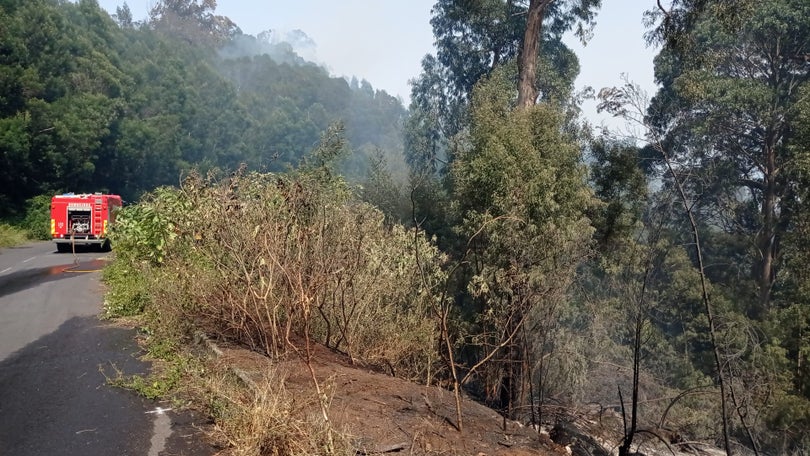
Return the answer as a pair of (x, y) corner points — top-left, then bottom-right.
(140, 169), (444, 379)
(202, 366), (352, 456)
(107, 167), (447, 453)
(307, 216), (442, 379)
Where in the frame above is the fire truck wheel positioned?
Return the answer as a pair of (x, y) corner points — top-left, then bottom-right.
(56, 243), (71, 253)
(100, 240), (112, 252)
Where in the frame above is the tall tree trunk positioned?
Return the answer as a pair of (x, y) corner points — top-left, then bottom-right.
(517, 0), (553, 109)
(756, 140), (778, 316)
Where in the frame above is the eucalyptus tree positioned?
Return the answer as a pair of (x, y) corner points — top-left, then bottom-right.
(647, 0), (810, 316)
(449, 67), (595, 424)
(404, 1), (603, 425)
(148, 0), (238, 46)
(405, 0), (599, 175)
(763, 84), (810, 451)
(641, 1), (810, 451)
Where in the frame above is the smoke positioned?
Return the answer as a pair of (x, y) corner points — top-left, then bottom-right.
(218, 28), (320, 67)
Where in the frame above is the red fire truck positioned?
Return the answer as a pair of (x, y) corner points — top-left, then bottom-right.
(50, 193), (122, 252)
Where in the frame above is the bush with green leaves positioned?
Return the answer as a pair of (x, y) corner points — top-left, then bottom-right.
(108, 186), (187, 265)
(0, 193), (52, 247)
(102, 186), (189, 319)
(22, 194), (53, 240)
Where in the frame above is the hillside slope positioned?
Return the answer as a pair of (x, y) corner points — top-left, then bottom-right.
(207, 338), (566, 456)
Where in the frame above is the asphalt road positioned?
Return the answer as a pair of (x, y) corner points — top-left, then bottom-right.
(0, 242), (215, 456)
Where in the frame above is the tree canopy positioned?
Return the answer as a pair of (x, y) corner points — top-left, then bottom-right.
(0, 0), (406, 214)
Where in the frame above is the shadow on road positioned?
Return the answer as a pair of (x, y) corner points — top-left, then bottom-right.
(0, 316), (151, 455)
(0, 316), (216, 456)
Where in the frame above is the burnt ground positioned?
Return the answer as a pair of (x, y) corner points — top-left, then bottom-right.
(194, 340), (733, 456)
(205, 339), (569, 456)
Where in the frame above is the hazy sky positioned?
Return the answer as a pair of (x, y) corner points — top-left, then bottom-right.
(96, 0), (659, 130)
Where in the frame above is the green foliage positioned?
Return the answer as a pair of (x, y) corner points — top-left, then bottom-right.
(765, 393), (810, 451)
(108, 186), (185, 265)
(148, 0), (239, 48)
(104, 341), (204, 429)
(648, 0), (810, 315)
(21, 194), (52, 240)
(101, 259), (151, 317)
(359, 150), (409, 224)
(428, 0), (596, 107)
(0, 222), (28, 248)
(102, 186), (190, 318)
(643, 0), (810, 449)
(765, 304), (810, 397)
(455, 69), (594, 241)
(449, 68), (595, 414)
(105, 355), (191, 400)
(405, 0), (598, 180)
(588, 139), (648, 251)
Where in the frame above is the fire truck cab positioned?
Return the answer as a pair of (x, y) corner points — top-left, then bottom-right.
(51, 193), (122, 252)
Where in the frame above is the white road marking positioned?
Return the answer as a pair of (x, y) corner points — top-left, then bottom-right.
(147, 408), (172, 456)
(0, 267), (10, 274)
(146, 406), (172, 415)
(22, 256), (36, 263)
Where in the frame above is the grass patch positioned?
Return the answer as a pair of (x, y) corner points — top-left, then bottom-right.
(0, 223), (29, 248)
(200, 366), (352, 456)
(102, 349), (199, 401)
(103, 342), (354, 455)
(101, 259), (151, 318)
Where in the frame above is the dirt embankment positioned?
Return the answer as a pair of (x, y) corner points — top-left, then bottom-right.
(207, 338), (567, 456)
(202, 338), (729, 456)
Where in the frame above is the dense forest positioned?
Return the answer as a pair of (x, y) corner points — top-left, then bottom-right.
(0, 0), (406, 215)
(4, 0), (810, 454)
